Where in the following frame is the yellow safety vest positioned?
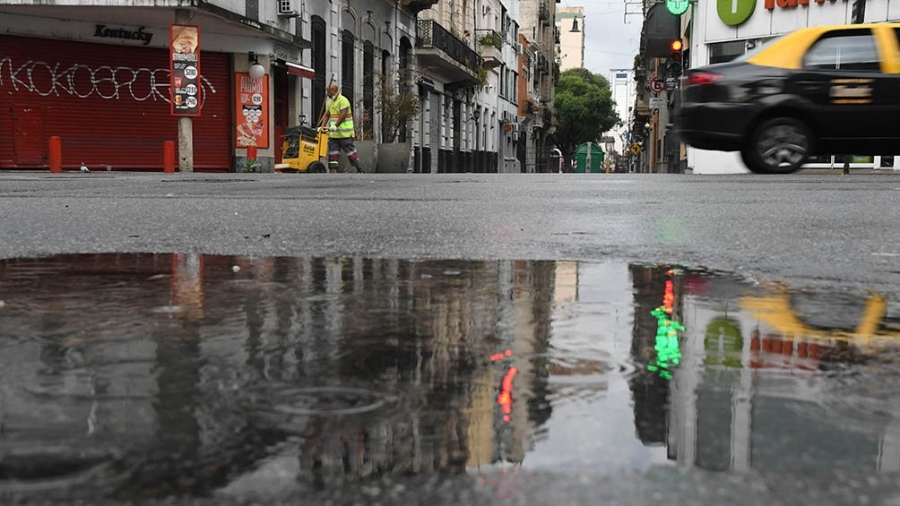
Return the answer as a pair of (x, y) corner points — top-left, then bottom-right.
(327, 94), (355, 139)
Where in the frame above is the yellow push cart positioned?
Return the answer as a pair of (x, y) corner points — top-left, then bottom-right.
(274, 125), (329, 173)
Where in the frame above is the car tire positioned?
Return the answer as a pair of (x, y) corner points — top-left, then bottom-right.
(742, 117), (811, 174)
(308, 161), (327, 174)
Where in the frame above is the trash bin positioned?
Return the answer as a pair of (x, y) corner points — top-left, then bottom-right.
(573, 143), (605, 173)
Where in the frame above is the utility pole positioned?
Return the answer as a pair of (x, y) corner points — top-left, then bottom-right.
(176, 8), (194, 172)
(843, 0), (866, 174)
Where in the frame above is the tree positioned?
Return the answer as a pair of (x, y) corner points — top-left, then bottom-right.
(551, 68), (619, 171)
(374, 69), (420, 144)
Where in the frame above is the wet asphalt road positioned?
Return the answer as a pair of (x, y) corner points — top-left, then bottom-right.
(2, 170), (900, 297)
(3, 170), (900, 506)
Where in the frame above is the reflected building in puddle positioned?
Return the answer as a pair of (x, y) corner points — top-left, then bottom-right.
(655, 273), (900, 474)
(205, 256), (558, 485)
(0, 254), (559, 497)
(628, 265), (680, 448)
(3, 253), (900, 500)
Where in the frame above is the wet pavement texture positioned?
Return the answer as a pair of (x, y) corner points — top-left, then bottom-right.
(2, 254), (900, 505)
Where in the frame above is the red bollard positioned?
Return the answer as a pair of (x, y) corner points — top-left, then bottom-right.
(163, 141), (176, 173)
(247, 145), (257, 161)
(49, 136), (62, 173)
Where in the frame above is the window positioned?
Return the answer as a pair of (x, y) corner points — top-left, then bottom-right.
(734, 36), (781, 62)
(363, 42), (374, 140)
(708, 40), (746, 65)
(312, 17), (326, 126)
(341, 30), (355, 104)
(803, 32), (880, 71)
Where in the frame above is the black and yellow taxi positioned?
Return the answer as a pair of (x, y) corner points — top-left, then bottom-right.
(676, 23), (900, 174)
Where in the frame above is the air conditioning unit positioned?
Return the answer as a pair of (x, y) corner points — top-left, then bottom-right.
(278, 0), (299, 17)
(514, 43), (522, 54)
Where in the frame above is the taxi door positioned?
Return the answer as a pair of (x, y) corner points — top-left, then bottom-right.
(786, 28), (895, 149)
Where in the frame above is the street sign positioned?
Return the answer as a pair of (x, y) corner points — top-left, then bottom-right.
(649, 77), (664, 93)
(630, 144), (642, 155)
(665, 77), (677, 91)
(649, 97), (666, 109)
(169, 24), (201, 117)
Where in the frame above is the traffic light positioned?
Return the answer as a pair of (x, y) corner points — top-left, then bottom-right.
(669, 39), (684, 76)
(670, 39), (683, 61)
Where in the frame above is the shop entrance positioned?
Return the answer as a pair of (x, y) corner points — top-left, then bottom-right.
(12, 105), (44, 166)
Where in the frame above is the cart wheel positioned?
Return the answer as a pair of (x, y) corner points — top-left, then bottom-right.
(308, 161), (327, 173)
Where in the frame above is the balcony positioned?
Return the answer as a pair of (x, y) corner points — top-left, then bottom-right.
(402, 0), (440, 15)
(416, 20), (481, 84)
(476, 29), (503, 69)
(536, 54), (550, 75)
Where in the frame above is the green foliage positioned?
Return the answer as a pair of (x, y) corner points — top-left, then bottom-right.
(477, 65), (489, 86)
(551, 68), (619, 166)
(242, 158), (260, 173)
(374, 69), (420, 143)
(478, 31), (503, 50)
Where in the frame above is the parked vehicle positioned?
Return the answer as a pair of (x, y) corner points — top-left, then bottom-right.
(676, 23), (900, 174)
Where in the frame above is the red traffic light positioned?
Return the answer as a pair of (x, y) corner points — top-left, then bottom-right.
(670, 39), (684, 52)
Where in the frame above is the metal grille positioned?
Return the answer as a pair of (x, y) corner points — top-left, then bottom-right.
(0, 34), (231, 170)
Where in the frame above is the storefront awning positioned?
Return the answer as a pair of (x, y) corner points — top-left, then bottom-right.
(284, 61), (314, 79)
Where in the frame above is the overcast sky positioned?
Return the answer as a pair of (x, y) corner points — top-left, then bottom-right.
(565, 0), (643, 78)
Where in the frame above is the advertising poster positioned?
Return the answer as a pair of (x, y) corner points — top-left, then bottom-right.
(235, 73), (269, 148)
(169, 24), (201, 116)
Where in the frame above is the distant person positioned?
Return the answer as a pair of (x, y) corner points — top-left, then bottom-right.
(319, 84), (363, 173)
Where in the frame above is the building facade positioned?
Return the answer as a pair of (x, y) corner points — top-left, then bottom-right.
(554, 6), (584, 71)
(0, 0), (558, 174)
(607, 68), (635, 166)
(635, 0), (900, 174)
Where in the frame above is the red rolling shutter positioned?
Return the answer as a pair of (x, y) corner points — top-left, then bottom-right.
(0, 34), (232, 171)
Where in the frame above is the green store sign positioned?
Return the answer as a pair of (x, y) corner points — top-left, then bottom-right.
(718, 0), (757, 26)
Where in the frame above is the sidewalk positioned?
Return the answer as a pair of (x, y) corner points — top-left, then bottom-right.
(796, 167), (899, 175)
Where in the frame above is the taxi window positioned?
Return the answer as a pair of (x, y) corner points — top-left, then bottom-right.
(802, 32), (881, 72)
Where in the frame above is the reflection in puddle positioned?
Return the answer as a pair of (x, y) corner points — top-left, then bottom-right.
(1, 254), (899, 500)
(648, 272), (683, 380)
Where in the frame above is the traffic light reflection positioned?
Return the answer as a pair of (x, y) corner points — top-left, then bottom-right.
(648, 276), (684, 379)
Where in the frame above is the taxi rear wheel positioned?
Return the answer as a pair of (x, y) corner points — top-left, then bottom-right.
(742, 117), (811, 174)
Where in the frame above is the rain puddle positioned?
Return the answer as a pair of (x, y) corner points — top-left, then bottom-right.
(1, 254), (899, 502)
